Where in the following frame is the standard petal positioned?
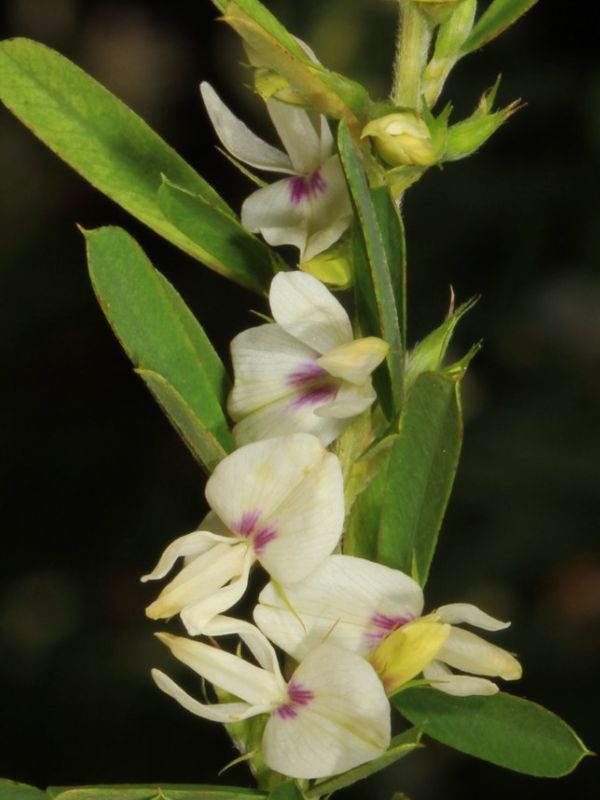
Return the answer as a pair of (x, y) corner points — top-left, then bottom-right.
(255, 449), (345, 584)
(269, 272), (352, 353)
(206, 434), (343, 581)
(317, 337), (389, 385)
(423, 660), (499, 696)
(314, 380), (376, 419)
(232, 394), (349, 447)
(266, 98), (322, 174)
(254, 555), (424, 660)
(262, 644), (391, 779)
(437, 627), (522, 681)
(200, 82), (294, 173)
(155, 632), (284, 707)
(436, 603), (511, 631)
(152, 669), (270, 722)
(301, 155), (353, 261)
(228, 323), (320, 420)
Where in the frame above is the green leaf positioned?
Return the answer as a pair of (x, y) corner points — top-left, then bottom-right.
(137, 371), (229, 471)
(266, 783), (305, 800)
(0, 38), (265, 289)
(393, 689), (591, 777)
(0, 780), (50, 800)
(345, 372), (463, 585)
(84, 226), (234, 466)
(48, 788), (266, 800)
(306, 727), (422, 798)
(462, 0), (539, 53)
(339, 124), (404, 418)
(158, 178), (277, 294)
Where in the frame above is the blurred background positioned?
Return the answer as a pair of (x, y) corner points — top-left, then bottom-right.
(0, 0), (598, 798)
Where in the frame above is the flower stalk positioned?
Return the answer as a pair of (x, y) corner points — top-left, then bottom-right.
(392, 1), (433, 110)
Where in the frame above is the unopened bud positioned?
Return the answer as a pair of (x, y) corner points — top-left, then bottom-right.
(445, 100), (521, 161)
(362, 112), (437, 167)
(300, 243), (353, 289)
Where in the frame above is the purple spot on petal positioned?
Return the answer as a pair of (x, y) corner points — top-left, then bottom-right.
(365, 612), (416, 648)
(288, 362), (328, 388)
(231, 510), (261, 538)
(253, 525), (278, 556)
(275, 681), (314, 720)
(288, 168), (328, 205)
(289, 384), (338, 410)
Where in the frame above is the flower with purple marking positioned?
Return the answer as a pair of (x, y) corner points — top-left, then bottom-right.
(255, 554), (522, 697)
(229, 271), (389, 446)
(200, 81), (352, 261)
(142, 434), (344, 635)
(152, 618), (391, 779)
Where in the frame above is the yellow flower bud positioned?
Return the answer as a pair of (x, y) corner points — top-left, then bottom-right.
(362, 113), (437, 168)
(300, 243), (353, 289)
(369, 614), (450, 695)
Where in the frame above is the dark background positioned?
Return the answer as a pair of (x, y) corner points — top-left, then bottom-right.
(0, 1), (598, 798)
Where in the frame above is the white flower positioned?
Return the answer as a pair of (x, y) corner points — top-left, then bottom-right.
(254, 554), (522, 697)
(229, 271), (389, 446)
(200, 81), (353, 261)
(152, 616), (391, 779)
(142, 434), (343, 634)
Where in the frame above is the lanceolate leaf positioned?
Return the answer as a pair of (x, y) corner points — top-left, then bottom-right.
(84, 226), (234, 465)
(137, 371), (229, 471)
(462, 0), (539, 53)
(0, 38), (266, 290)
(48, 787), (266, 800)
(0, 781), (51, 800)
(157, 178), (277, 293)
(211, 0), (307, 61)
(345, 372), (462, 585)
(339, 123), (404, 418)
(393, 689), (590, 777)
(306, 727), (422, 798)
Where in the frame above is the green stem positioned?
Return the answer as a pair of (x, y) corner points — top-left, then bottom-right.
(391, 1), (432, 110)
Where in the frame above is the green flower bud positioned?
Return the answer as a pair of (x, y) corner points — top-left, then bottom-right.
(362, 112), (437, 167)
(445, 99), (521, 161)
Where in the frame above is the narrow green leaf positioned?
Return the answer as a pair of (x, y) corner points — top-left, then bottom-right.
(266, 782), (305, 800)
(393, 689), (590, 777)
(345, 372), (462, 585)
(0, 780), (50, 800)
(306, 727), (422, 798)
(0, 38), (265, 288)
(84, 226), (234, 462)
(339, 123), (404, 417)
(158, 178), (276, 294)
(462, 0), (539, 53)
(48, 788), (266, 800)
(137, 370), (229, 471)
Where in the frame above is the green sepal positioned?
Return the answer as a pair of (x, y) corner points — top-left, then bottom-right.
(393, 688), (591, 777)
(461, 0), (540, 53)
(84, 226), (234, 467)
(157, 177), (278, 293)
(0, 39), (255, 286)
(405, 296), (479, 389)
(306, 727), (423, 798)
(266, 783), (305, 800)
(345, 372), (463, 586)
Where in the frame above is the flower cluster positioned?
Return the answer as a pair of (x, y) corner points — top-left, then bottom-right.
(144, 268), (521, 781)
